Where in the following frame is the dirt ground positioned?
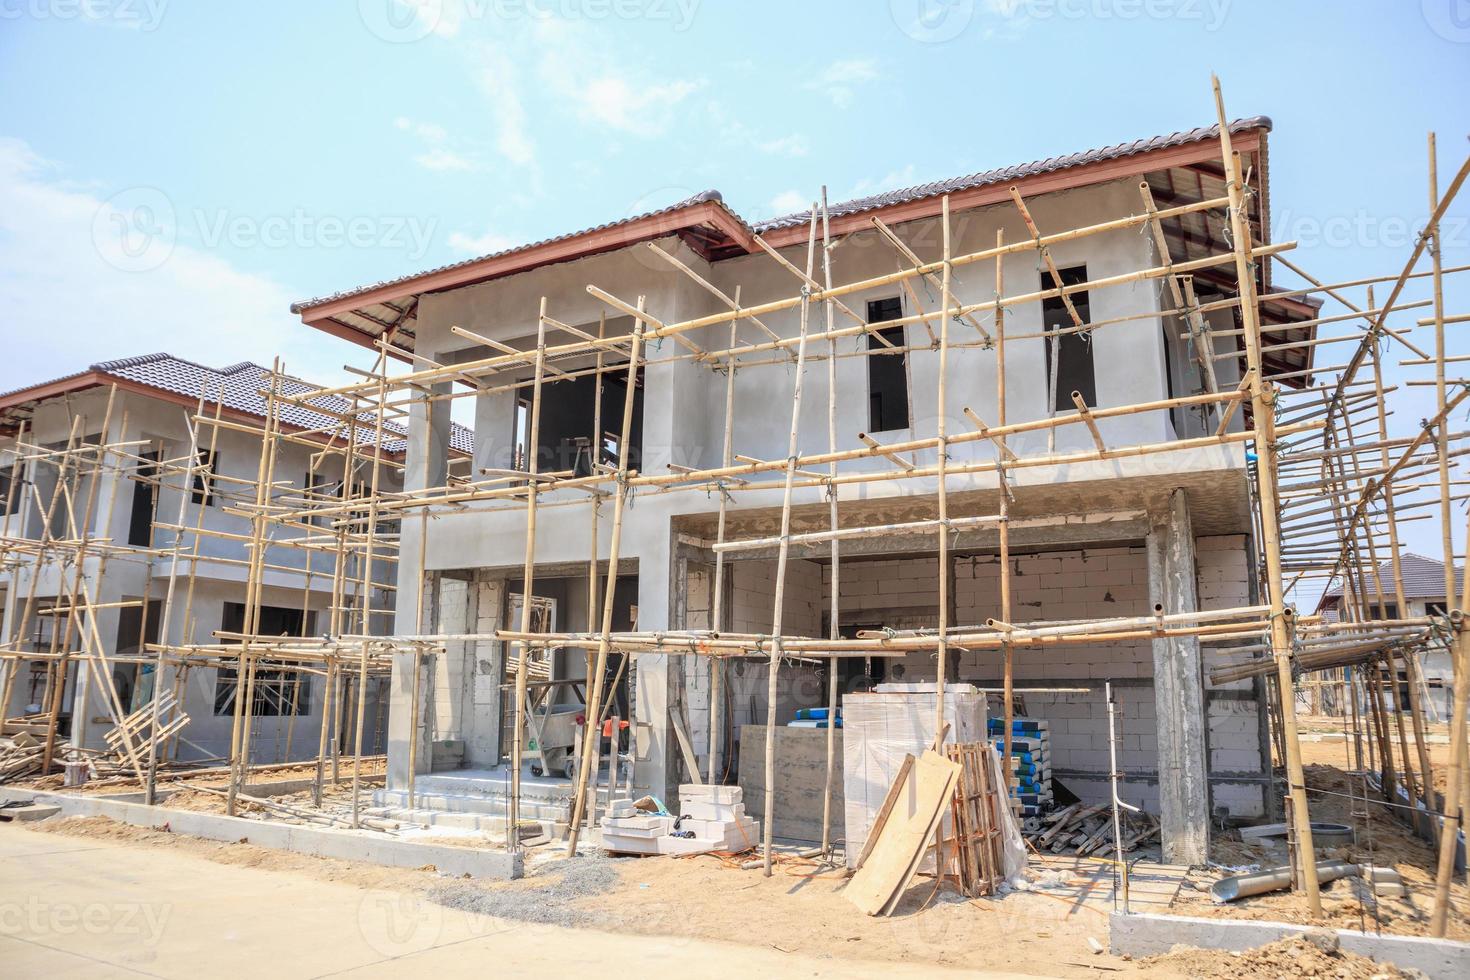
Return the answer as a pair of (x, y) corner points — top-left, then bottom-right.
(22, 812), (1450, 979)
(1142, 935), (1415, 979)
(1180, 757), (1470, 942)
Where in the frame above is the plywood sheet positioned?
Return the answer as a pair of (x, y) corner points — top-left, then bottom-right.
(844, 750), (960, 916)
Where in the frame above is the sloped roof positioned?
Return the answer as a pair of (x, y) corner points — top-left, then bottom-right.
(292, 117), (1278, 357)
(1320, 553), (1463, 604)
(0, 354), (473, 456)
(755, 117), (1272, 232)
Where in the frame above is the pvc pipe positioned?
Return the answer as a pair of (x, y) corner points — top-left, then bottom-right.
(1211, 860), (1358, 903)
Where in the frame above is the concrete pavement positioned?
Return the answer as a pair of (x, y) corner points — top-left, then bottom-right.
(0, 823), (1037, 978)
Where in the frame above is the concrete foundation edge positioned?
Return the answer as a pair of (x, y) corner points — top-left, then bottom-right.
(0, 787), (523, 880)
(1109, 910), (1470, 980)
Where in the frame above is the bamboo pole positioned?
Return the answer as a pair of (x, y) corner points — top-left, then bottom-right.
(761, 208), (820, 876)
(1214, 74), (1321, 916)
(996, 227), (1016, 796)
(934, 195), (954, 746)
(707, 306), (738, 784)
(820, 188), (841, 859)
(565, 299), (647, 854)
(509, 301), (550, 848)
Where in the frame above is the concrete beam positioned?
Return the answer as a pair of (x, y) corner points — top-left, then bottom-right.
(1109, 911), (1470, 980)
(1147, 489), (1210, 865)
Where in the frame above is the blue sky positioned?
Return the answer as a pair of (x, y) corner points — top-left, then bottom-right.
(2, 1), (1468, 583)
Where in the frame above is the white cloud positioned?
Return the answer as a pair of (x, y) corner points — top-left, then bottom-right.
(414, 147), (475, 172)
(0, 138), (359, 394)
(447, 229), (518, 255)
(756, 134), (809, 157)
(847, 164), (917, 200)
(769, 190), (807, 214)
(809, 58), (879, 109)
(473, 43), (537, 167)
(395, 115), (478, 173)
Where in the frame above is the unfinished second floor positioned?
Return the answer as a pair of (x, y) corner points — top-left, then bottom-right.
(293, 118), (1319, 528)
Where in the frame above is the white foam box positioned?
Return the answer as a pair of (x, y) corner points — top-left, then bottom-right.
(842, 684), (987, 869)
(599, 815), (674, 838)
(679, 800), (746, 821)
(601, 832), (662, 855)
(659, 817), (761, 855)
(679, 784), (742, 805)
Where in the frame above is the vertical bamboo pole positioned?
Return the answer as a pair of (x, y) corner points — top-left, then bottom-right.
(706, 307), (738, 785)
(510, 301), (550, 849)
(566, 300), (647, 853)
(997, 229), (1015, 791)
(763, 210), (820, 876)
(0, 420), (26, 716)
(43, 387), (116, 773)
(235, 364), (284, 799)
(145, 395), (205, 804)
(1213, 75), (1321, 915)
(820, 188), (842, 857)
(350, 354), (389, 827)
(933, 196), (954, 746)
(1429, 130), (1469, 935)
(1369, 311), (1436, 838)
(588, 312), (608, 801)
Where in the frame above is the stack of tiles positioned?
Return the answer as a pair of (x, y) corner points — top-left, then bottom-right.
(989, 717), (1053, 818)
(667, 783), (760, 854)
(598, 785), (760, 855)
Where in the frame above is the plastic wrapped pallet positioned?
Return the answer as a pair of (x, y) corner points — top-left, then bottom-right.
(842, 683), (986, 869)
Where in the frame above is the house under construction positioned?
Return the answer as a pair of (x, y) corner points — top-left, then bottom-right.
(3, 78), (1467, 934)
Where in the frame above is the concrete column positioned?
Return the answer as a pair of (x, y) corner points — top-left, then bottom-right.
(1146, 488), (1210, 865)
(387, 379), (450, 789)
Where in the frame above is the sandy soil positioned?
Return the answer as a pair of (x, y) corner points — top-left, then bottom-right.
(1143, 935), (1414, 979)
(1182, 760), (1470, 941)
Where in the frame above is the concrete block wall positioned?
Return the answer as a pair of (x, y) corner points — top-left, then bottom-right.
(684, 559), (825, 774)
(1197, 533), (1267, 817)
(953, 547), (1161, 808)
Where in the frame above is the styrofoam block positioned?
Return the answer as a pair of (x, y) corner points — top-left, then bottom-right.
(679, 783), (741, 805)
(679, 800), (746, 821)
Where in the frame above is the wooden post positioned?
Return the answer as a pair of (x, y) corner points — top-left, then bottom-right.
(1214, 75), (1321, 915)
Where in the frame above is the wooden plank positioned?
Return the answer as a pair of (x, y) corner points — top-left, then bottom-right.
(846, 750), (960, 916)
(853, 752), (914, 871)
